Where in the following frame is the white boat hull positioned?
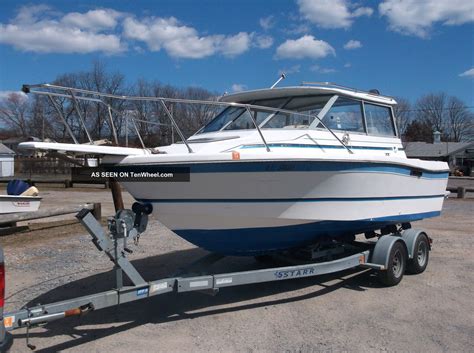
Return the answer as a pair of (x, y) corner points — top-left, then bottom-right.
(0, 195), (42, 214)
(119, 159), (448, 254)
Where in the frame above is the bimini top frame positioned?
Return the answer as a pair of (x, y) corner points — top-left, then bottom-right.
(22, 83), (353, 154)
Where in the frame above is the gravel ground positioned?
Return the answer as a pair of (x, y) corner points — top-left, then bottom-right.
(1, 187), (473, 353)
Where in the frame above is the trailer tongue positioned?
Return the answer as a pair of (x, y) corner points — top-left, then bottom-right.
(0, 204), (431, 351)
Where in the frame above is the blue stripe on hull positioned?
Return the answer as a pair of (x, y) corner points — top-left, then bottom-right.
(174, 211), (440, 256)
(117, 160), (449, 179)
(138, 194), (445, 203)
(240, 143), (398, 151)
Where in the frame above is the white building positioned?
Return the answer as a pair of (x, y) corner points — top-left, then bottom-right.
(0, 143), (15, 177)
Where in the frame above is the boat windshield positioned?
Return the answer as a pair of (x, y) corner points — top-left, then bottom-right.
(199, 98), (287, 134)
(198, 95), (366, 134)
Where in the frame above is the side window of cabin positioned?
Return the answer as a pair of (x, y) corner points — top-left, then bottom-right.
(364, 103), (396, 136)
(263, 112), (311, 128)
(318, 98), (365, 133)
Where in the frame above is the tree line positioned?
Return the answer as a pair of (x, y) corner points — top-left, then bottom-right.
(394, 95), (473, 143)
(1, 61), (473, 145)
(0, 61), (219, 147)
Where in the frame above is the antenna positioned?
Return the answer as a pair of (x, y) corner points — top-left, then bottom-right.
(270, 73), (286, 89)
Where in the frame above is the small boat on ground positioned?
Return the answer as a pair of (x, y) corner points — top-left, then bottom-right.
(0, 180), (41, 214)
(0, 195), (42, 214)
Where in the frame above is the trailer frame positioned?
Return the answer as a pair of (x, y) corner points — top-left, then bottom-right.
(0, 206), (430, 351)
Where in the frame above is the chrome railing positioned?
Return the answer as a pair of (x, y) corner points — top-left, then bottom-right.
(22, 83), (353, 154)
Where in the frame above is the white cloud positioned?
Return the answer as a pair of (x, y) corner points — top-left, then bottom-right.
(259, 15), (275, 30)
(0, 91), (28, 103)
(61, 9), (123, 31)
(12, 4), (50, 24)
(254, 34), (273, 49)
(459, 68), (474, 78)
(343, 39), (362, 50)
(284, 23), (311, 35)
(297, 0), (373, 29)
(0, 6), (267, 59)
(219, 32), (251, 57)
(379, 0), (474, 38)
(310, 65), (337, 74)
(0, 6), (125, 54)
(344, 62), (352, 68)
(352, 7), (374, 18)
(275, 35), (335, 59)
(123, 16), (253, 58)
(231, 84), (247, 92)
(278, 64), (301, 76)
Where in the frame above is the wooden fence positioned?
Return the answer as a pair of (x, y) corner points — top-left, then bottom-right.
(15, 156), (74, 176)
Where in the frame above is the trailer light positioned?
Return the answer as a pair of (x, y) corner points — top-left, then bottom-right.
(64, 308), (81, 317)
(232, 151), (240, 160)
(359, 255), (365, 264)
(0, 262), (4, 308)
(3, 316), (13, 328)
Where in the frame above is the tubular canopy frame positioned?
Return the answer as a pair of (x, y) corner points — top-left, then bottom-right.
(22, 83), (353, 154)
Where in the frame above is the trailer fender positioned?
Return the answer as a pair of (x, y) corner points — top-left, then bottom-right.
(370, 235), (408, 270)
(401, 229), (431, 259)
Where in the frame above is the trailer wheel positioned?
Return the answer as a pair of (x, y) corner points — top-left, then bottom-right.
(378, 241), (407, 286)
(406, 233), (429, 274)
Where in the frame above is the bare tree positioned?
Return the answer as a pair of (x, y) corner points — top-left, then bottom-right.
(129, 79), (159, 145)
(403, 119), (433, 142)
(446, 96), (473, 142)
(77, 60), (126, 141)
(414, 93), (473, 142)
(393, 97), (411, 138)
(415, 93), (447, 138)
(0, 92), (31, 137)
(28, 95), (53, 140)
(181, 86), (218, 133)
(45, 61), (127, 143)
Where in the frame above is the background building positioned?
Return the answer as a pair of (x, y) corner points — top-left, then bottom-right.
(0, 143), (15, 177)
(405, 132), (474, 176)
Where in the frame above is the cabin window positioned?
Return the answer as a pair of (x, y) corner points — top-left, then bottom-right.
(260, 96), (364, 132)
(262, 111), (310, 128)
(315, 97), (365, 133)
(262, 95), (330, 129)
(364, 103), (396, 136)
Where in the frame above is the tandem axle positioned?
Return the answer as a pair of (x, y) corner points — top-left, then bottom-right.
(0, 204), (431, 351)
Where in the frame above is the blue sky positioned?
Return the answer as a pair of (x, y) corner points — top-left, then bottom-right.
(0, 0), (473, 104)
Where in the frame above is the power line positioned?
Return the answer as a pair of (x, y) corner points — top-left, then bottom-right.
(397, 106), (474, 113)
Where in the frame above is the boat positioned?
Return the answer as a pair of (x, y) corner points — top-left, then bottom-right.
(0, 195), (41, 214)
(0, 180), (41, 215)
(18, 82), (449, 255)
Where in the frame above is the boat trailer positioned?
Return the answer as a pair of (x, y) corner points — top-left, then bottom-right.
(0, 204), (431, 351)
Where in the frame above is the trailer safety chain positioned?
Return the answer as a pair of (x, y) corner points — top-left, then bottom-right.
(134, 234), (140, 246)
(26, 322), (35, 351)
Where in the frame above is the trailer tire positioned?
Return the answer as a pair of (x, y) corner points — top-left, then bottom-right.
(378, 241), (407, 286)
(406, 233), (429, 274)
